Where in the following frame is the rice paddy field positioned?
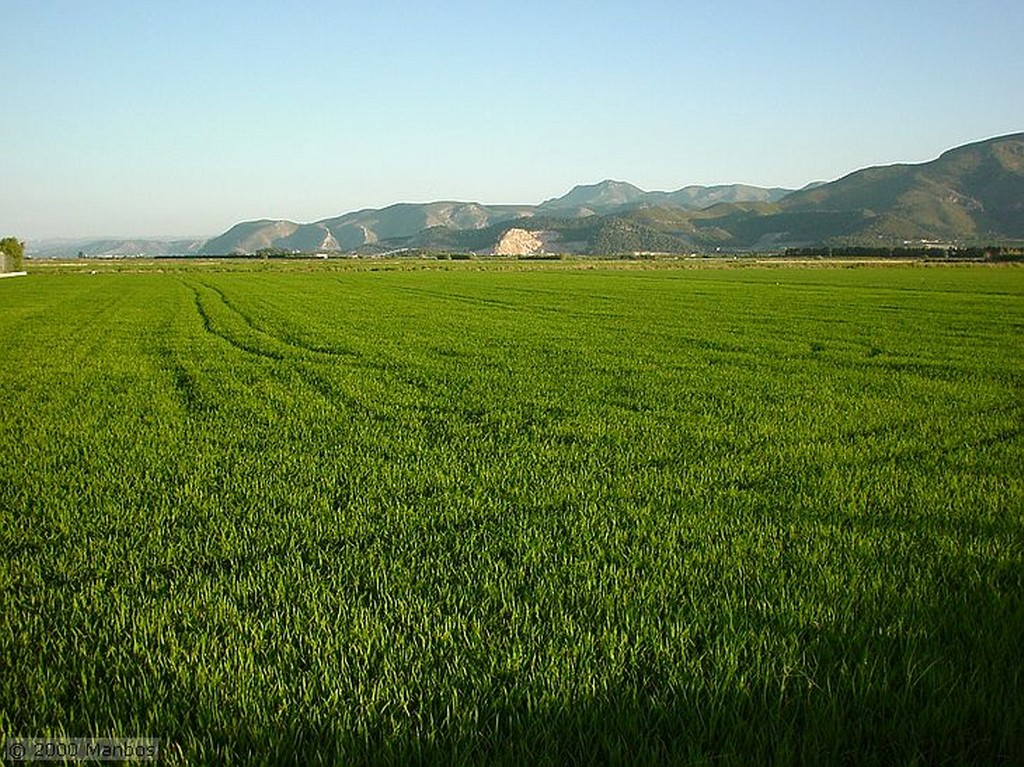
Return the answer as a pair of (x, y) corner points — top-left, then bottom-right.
(1, 260), (1022, 765)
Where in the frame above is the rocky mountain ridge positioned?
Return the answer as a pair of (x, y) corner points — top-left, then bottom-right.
(28, 133), (1023, 257)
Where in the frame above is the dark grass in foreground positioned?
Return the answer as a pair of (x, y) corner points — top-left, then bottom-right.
(1, 264), (1022, 764)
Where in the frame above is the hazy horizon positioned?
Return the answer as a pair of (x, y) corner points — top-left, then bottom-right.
(4, 0), (1022, 240)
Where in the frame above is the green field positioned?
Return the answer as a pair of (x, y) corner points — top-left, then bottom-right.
(1, 262), (1022, 765)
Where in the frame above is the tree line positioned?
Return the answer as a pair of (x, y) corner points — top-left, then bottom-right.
(1, 237), (25, 271)
(783, 245), (1024, 261)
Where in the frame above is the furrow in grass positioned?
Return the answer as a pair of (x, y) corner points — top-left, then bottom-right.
(200, 278), (361, 359)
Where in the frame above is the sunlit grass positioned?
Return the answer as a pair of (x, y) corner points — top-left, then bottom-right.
(1, 263), (1022, 764)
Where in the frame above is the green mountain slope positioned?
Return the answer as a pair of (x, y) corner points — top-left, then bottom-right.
(573, 133), (1024, 252)
(780, 133), (1024, 241)
(538, 180), (793, 215)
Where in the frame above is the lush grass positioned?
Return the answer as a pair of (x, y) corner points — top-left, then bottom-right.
(1, 263), (1022, 764)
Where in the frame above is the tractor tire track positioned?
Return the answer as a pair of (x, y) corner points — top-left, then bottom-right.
(206, 280), (360, 358)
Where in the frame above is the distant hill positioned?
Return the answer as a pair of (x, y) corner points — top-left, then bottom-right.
(528, 133), (1024, 253)
(200, 220), (348, 255)
(28, 133), (1022, 257)
(28, 237), (205, 258)
(316, 202), (536, 250)
(197, 203), (536, 255)
(539, 180), (650, 214)
(197, 183), (796, 255)
(539, 180), (792, 216)
(777, 133), (1024, 242)
(200, 133), (1019, 255)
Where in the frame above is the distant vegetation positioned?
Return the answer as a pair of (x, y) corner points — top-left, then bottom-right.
(784, 245), (1024, 261)
(2, 261), (1021, 764)
(0, 236), (24, 271)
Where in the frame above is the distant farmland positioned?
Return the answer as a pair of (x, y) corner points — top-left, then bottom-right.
(1, 261), (1021, 765)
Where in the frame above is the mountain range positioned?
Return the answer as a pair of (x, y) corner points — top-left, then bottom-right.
(27, 238), (206, 259)
(29, 133), (1024, 257)
(197, 182), (802, 256)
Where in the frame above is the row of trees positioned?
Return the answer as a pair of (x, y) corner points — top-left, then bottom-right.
(1, 237), (24, 272)
(783, 245), (1022, 260)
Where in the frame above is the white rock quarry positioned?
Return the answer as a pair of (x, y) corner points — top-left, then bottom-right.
(493, 228), (566, 256)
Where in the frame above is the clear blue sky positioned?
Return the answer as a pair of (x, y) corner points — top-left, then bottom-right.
(3, 0), (1022, 239)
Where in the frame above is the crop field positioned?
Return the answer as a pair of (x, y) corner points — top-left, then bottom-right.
(1, 261), (1022, 764)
